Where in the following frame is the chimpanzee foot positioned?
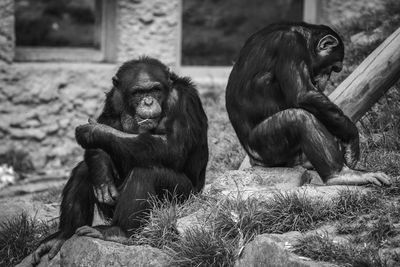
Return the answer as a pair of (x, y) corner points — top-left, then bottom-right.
(32, 237), (66, 265)
(326, 167), (391, 186)
(76, 225), (105, 239)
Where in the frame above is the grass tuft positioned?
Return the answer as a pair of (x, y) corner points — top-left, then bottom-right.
(212, 192), (334, 243)
(293, 233), (386, 266)
(331, 188), (381, 218)
(381, 177), (400, 197)
(261, 192), (331, 233)
(129, 194), (180, 249)
(0, 212), (56, 267)
(336, 219), (366, 236)
(365, 216), (397, 245)
(167, 227), (237, 267)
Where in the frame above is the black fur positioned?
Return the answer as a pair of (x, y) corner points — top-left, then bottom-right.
(226, 22), (358, 181)
(34, 57), (208, 262)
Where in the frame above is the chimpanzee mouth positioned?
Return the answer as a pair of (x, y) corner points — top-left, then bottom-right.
(138, 118), (152, 125)
(137, 116), (160, 130)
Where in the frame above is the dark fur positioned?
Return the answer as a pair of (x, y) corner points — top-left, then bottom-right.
(34, 57), (208, 262)
(73, 57), (208, 234)
(226, 22), (358, 181)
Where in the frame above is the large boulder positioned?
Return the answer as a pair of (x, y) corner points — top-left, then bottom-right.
(236, 233), (338, 267)
(0, 195), (59, 225)
(17, 236), (171, 267)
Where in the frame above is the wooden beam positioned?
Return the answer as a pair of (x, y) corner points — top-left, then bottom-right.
(329, 27), (400, 122)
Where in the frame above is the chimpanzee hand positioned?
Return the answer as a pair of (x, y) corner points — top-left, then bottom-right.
(75, 119), (109, 149)
(94, 181), (119, 205)
(342, 138), (360, 169)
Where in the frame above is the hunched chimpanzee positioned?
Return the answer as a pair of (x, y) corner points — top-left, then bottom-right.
(32, 57), (208, 264)
(226, 22), (390, 186)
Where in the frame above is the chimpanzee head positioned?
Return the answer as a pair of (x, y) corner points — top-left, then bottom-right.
(307, 24), (344, 91)
(111, 57), (173, 133)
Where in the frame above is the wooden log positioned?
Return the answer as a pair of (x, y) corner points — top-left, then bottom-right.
(240, 27), (400, 169)
(329, 27), (400, 121)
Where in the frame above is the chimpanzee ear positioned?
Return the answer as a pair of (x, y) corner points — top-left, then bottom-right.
(112, 76), (120, 87)
(168, 72), (179, 85)
(318, 34), (339, 50)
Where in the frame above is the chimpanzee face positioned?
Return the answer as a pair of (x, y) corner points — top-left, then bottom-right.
(112, 62), (171, 133)
(310, 26), (344, 91)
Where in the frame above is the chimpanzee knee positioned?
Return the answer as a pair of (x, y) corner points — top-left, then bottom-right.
(112, 167), (193, 234)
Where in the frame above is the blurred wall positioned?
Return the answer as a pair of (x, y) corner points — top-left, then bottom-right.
(117, 0), (180, 66)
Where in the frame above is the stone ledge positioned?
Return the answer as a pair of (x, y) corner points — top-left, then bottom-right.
(16, 236), (171, 267)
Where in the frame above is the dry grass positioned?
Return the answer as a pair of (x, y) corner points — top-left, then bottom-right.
(0, 213), (56, 267)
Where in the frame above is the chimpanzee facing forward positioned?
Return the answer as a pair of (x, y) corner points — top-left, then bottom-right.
(226, 22), (390, 186)
(32, 57), (208, 264)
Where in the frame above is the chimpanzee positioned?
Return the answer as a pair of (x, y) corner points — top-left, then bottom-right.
(32, 57), (208, 264)
(226, 22), (390, 186)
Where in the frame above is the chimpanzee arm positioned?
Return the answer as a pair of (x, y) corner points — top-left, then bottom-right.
(276, 58), (360, 166)
(76, 120), (183, 168)
(83, 100), (122, 204)
(84, 149), (119, 204)
(278, 60), (358, 144)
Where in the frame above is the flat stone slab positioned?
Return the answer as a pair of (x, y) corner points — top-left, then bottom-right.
(0, 195), (59, 225)
(205, 166), (363, 201)
(17, 236), (171, 267)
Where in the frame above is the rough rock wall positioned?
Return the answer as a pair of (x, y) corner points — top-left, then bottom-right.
(0, 0), (14, 63)
(117, 0), (180, 68)
(0, 63), (117, 170)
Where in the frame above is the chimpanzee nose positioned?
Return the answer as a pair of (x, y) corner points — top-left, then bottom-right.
(144, 98), (153, 106)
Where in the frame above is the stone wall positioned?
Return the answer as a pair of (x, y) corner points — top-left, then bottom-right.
(0, 63), (117, 170)
(116, 0), (181, 67)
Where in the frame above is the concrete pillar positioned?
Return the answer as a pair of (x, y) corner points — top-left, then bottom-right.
(116, 0), (181, 69)
(0, 0), (14, 64)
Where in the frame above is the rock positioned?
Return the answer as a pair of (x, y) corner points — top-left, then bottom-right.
(177, 210), (208, 234)
(16, 236), (171, 267)
(206, 166), (320, 200)
(140, 13), (154, 24)
(17, 253), (60, 267)
(206, 165), (365, 202)
(0, 195), (59, 225)
(9, 127), (46, 141)
(238, 155), (252, 170)
(235, 233), (337, 267)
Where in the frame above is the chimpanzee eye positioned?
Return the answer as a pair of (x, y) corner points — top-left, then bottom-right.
(151, 86), (162, 92)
